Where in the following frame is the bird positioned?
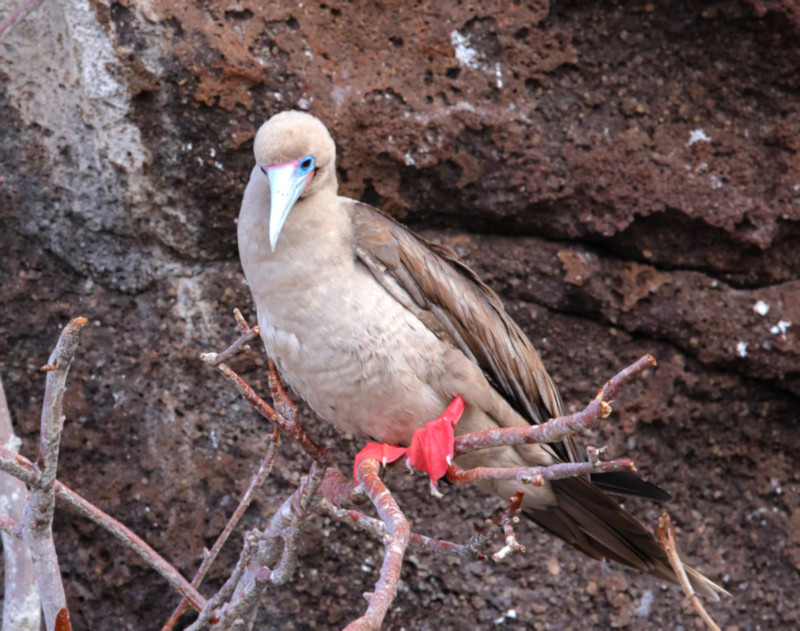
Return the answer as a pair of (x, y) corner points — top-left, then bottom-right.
(237, 110), (725, 599)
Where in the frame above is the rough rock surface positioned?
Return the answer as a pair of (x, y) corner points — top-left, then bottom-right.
(1, 0), (798, 628)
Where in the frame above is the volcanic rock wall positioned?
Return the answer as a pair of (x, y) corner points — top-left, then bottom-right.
(1, 0), (798, 628)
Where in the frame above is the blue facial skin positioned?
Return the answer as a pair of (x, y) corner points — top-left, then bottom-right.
(297, 155), (315, 175)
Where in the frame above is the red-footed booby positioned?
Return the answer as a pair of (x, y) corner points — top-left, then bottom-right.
(237, 110), (725, 598)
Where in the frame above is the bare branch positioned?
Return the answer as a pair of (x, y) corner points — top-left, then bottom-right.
(55, 480), (206, 612)
(23, 316), (88, 630)
(201, 359), (326, 462)
(190, 459), (328, 630)
(203, 309), (261, 367)
(319, 467), (363, 508)
(267, 358), (298, 424)
(0, 439), (206, 613)
(656, 514), (721, 631)
(343, 458), (411, 631)
(0, 444), (39, 486)
(0, 376), (40, 630)
(319, 499), (477, 558)
(454, 354), (657, 455)
(445, 457), (636, 486)
(162, 428), (281, 631)
(269, 459), (327, 584)
(491, 491), (525, 562)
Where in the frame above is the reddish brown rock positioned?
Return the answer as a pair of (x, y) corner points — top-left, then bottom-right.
(1, 1), (798, 629)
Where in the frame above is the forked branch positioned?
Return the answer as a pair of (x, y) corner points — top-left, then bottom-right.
(0, 314), (715, 631)
(183, 312), (678, 631)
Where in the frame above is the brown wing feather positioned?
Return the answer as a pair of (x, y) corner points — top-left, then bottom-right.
(531, 477), (726, 599)
(348, 202), (727, 600)
(349, 201), (573, 460)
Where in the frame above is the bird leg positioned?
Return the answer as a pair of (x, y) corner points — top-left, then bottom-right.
(353, 396), (465, 496)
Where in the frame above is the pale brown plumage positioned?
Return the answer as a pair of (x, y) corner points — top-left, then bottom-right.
(238, 110), (725, 599)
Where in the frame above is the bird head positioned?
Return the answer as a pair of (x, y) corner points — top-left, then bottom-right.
(253, 111), (337, 250)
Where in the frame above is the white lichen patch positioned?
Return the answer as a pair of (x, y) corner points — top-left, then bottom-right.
(331, 85), (350, 108)
(736, 341), (748, 358)
(636, 590), (655, 617)
(687, 128), (712, 146)
(451, 30), (480, 69)
(753, 300), (770, 316)
(770, 320), (791, 340)
(450, 30), (505, 91)
(493, 609), (517, 625)
(173, 275), (215, 344)
(495, 62), (503, 88)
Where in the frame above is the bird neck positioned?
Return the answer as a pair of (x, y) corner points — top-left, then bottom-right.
(238, 179), (352, 304)
(277, 189), (347, 255)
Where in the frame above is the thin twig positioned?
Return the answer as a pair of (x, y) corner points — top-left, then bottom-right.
(203, 310), (260, 367)
(656, 514), (721, 631)
(492, 491), (526, 562)
(194, 460), (328, 630)
(23, 317), (88, 631)
(55, 480), (206, 612)
(161, 429), (280, 631)
(267, 359), (298, 423)
(187, 531), (259, 630)
(203, 361), (326, 462)
(318, 500), (478, 558)
(0, 444), (40, 486)
(454, 355), (657, 455)
(187, 530), (263, 631)
(446, 457), (636, 486)
(269, 458), (327, 584)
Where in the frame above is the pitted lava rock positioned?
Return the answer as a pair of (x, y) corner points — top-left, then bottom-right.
(1, 1), (798, 629)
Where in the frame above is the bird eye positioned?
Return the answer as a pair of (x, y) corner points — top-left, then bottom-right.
(299, 156), (315, 173)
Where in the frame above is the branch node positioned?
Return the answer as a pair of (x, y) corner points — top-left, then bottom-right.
(200, 352), (218, 365)
(586, 445), (607, 465)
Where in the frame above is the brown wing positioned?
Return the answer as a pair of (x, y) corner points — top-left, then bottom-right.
(348, 203), (728, 599)
(348, 200), (575, 460)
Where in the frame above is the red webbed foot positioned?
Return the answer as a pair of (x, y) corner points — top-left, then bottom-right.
(406, 396), (465, 496)
(353, 397), (465, 496)
(353, 442), (408, 478)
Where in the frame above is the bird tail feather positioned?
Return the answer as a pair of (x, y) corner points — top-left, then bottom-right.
(524, 476), (728, 600)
